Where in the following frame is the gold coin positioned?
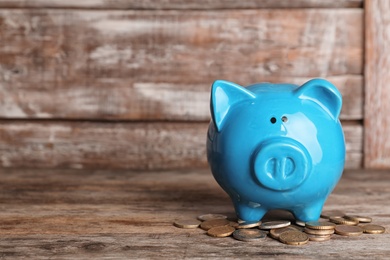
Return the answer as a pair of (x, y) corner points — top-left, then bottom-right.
(229, 221), (240, 228)
(207, 226), (236, 237)
(200, 218), (231, 231)
(329, 217), (359, 226)
(307, 234), (331, 242)
(279, 230), (309, 246)
(269, 226), (302, 239)
(261, 210), (295, 222)
(291, 224), (304, 231)
(197, 214), (228, 221)
(232, 229), (268, 242)
(304, 227), (334, 235)
(335, 225), (363, 236)
(343, 215), (360, 224)
(236, 221), (261, 229)
(345, 215), (372, 223)
(320, 210), (345, 219)
(173, 219), (201, 229)
(361, 224), (386, 234)
(305, 221), (336, 230)
(260, 220), (291, 230)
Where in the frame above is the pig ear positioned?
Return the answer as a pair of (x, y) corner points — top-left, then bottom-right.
(295, 78), (342, 120)
(210, 80), (255, 132)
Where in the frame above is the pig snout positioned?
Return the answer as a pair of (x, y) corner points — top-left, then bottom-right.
(253, 138), (312, 191)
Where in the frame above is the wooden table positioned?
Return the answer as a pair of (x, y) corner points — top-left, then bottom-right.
(0, 168), (388, 259)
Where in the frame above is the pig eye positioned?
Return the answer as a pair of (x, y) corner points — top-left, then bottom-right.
(270, 117), (277, 124)
(281, 116), (288, 123)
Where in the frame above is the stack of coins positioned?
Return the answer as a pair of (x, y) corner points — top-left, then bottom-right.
(173, 210), (386, 246)
(303, 221), (336, 241)
(260, 221), (309, 245)
(320, 211), (385, 236)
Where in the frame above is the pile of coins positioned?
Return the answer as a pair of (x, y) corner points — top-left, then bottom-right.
(173, 210), (386, 246)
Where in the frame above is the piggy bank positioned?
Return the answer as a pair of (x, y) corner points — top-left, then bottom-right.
(207, 78), (345, 222)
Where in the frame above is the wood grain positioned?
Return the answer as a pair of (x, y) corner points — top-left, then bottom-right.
(364, 0), (390, 168)
(0, 9), (363, 120)
(0, 168), (387, 259)
(0, 0), (364, 9)
(0, 121), (362, 170)
(0, 75), (363, 121)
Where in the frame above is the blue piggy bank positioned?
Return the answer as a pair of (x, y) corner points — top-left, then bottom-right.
(207, 78), (345, 222)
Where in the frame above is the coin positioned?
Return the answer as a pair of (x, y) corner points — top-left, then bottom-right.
(200, 219), (231, 231)
(197, 214), (228, 221)
(335, 225), (363, 236)
(229, 221), (240, 228)
(260, 220), (291, 230)
(320, 210), (345, 219)
(307, 234), (331, 242)
(361, 224), (386, 234)
(304, 227), (334, 235)
(279, 230), (309, 246)
(173, 219), (201, 229)
(329, 217), (359, 226)
(343, 215), (360, 224)
(262, 209), (295, 222)
(305, 221), (336, 230)
(233, 229), (268, 242)
(237, 219), (246, 224)
(269, 226), (302, 239)
(295, 220), (306, 227)
(345, 215), (372, 223)
(207, 225), (236, 237)
(236, 221), (261, 229)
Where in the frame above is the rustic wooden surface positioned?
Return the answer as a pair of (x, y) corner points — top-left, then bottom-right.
(0, 168), (387, 259)
(0, 121), (362, 169)
(0, 9), (362, 120)
(364, 0), (390, 169)
(0, 0), (363, 9)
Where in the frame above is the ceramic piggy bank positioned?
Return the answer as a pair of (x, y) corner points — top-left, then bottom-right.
(207, 78), (345, 222)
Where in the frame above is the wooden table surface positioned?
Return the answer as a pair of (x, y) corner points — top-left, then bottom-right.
(0, 168), (388, 259)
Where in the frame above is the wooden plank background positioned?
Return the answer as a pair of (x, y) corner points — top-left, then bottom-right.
(364, 0), (390, 169)
(0, 121), (362, 170)
(0, 0), (363, 9)
(0, 4), (364, 169)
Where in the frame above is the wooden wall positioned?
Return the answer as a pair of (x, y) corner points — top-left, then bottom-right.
(364, 0), (390, 169)
(0, 0), (364, 170)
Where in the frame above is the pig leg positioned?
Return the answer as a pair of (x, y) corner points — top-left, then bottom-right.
(291, 200), (325, 222)
(233, 200), (267, 222)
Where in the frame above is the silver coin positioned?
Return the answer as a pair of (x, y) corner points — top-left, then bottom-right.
(236, 220), (261, 229)
(260, 220), (291, 230)
(233, 229), (268, 242)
